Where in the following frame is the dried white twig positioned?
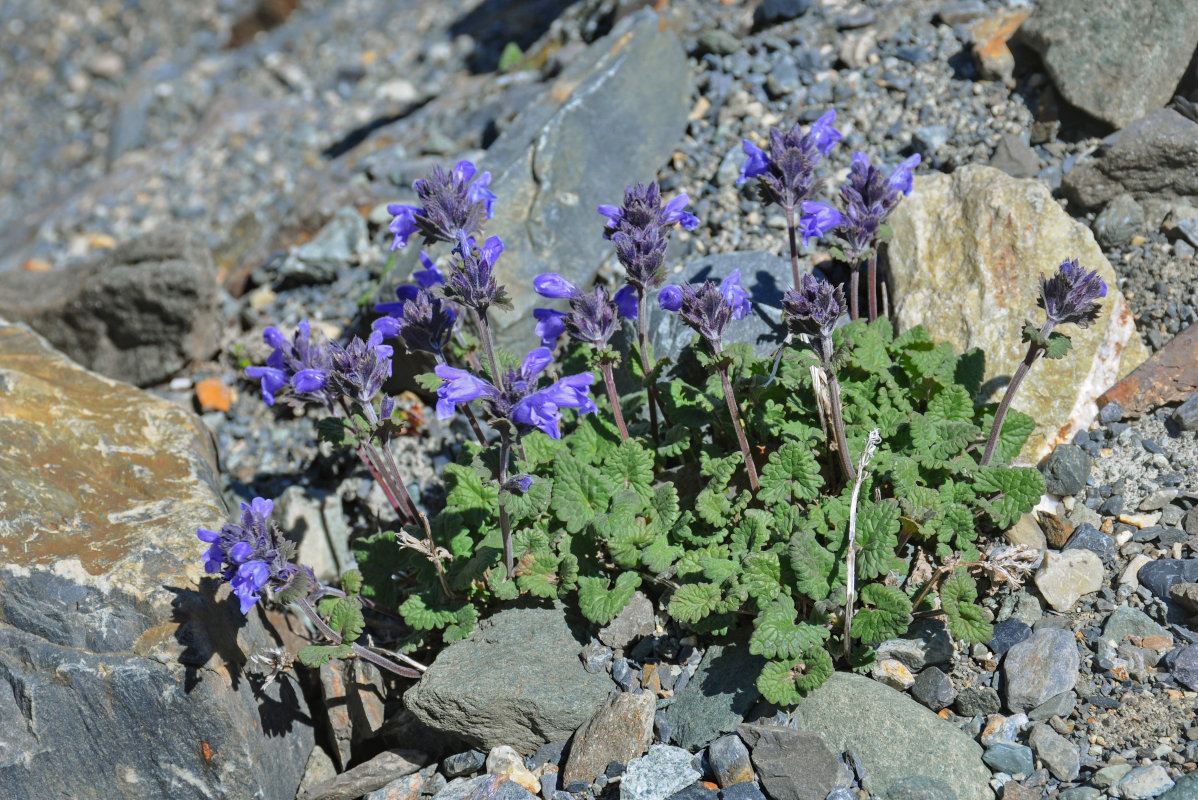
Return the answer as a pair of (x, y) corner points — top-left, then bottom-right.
(844, 428), (882, 660)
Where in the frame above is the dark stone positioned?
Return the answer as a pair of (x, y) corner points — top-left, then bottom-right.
(719, 782), (768, 800)
(982, 743), (1034, 777)
(1018, 0), (1198, 129)
(1064, 523), (1115, 560)
(753, 0), (812, 28)
(989, 619), (1032, 657)
(910, 668), (957, 711)
(664, 635), (765, 751)
(0, 226), (220, 386)
(707, 734), (754, 788)
(480, 10), (691, 352)
(1173, 392), (1198, 431)
(1039, 444), (1091, 496)
(1098, 400), (1124, 424)
(1027, 723), (1080, 782)
(613, 658), (638, 691)
(278, 206), (367, 286)
(1027, 691), (1076, 723)
(1139, 559), (1198, 602)
(1160, 772), (1198, 799)
(881, 776), (958, 800)
(1093, 194), (1145, 249)
(989, 133), (1040, 179)
(1099, 495), (1124, 516)
(667, 784), (718, 800)
(1168, 645), (1198, 691)
(1003, 629), (1080, 713)
(442, 750), (487, 779)
(298, 750), (429, 800)
(735, 724), (841, 800)
(954, 686), (1001, 717)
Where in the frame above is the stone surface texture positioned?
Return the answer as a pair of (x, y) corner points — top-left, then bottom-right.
(736, 724), (842, 800)
(887, 165), (1148, 462)
(1002, 628), (1080, 712)
(663, 633), (765, 751)
(788, 673), (993, 800)
(561, 690), (655, 786)
(1017, 0), (1198, 130)
(404, 605), (614, 754)
(0, 320), (312, 799)
(0, 226), (220, 387)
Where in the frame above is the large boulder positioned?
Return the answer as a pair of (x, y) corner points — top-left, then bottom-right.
(0, 320), (313, 799)
(403, 605), (614, 754)
(479, 9), (691, 351)
(887, 165), (1148, 462)
(789, 672), (993, 800)
(0, 225), (221, 386)
(1018, 0), (1198, 130)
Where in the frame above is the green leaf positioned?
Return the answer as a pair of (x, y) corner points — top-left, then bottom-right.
(695, 487), (733, 527)
(316, 417), (354, 447)
(750, 594), (830, 659)
(641, 534), (680, 574)
(516, 551), (562, 599)
(981, 408), (1036, 467)
(954, 348), (985, 398)
(445, 462), (499, 530)
(756, 647), (834, 706)
(497, 41), (523, 72)
(524, 433), (567, 465)
(399, 592), (460, 631)
(669, 582), (722, 624)
(551, 455), (615, 533)
(297, 644), (353, 667)
(487, 570), (520, 600)
(322, 597), (365, 642)
(602, 439), (655, 505)
(910, 415), (977, 463)
(940, 570), (994, 643)
(340, 569), (363, 597)
(351, 530), (401, 608)
(742, 549), (783, 603)
(851, 584), (913, 644)
(788, 528), (840, 601)
(975, 466), (1045, 529)
(570, 413), (623, 464)
(576, 572), (641, 625)
(926, 384), (974, 423)
(501, 473), (553, 524)
(758, 442), (824, 505)
(854, 499), (901, 581)
(1043, 332), (1072, 359)
(415, 372), (444, 392)
(443, 604), (477, 643)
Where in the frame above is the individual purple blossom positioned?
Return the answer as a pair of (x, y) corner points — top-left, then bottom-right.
(374, 252), (458, 356)
(737, 111), (842, 213)
(246, 320), (334, 407)
(658, 270), (753, 350)
(783, 273), (845, 346)
(533, 272), (638, 348)
(835, 151), (921, 261)
(797, 201), (845, 248)
(443, 232), (510, 314)
(387, 160), (497, 250)
(1039, 259), (1107, 328)
(600, 183), (699, 291)
(197, 497), (299, 615)
(433, 347), (596, 439)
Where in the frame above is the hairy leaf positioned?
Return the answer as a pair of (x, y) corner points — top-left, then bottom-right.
(742, 549), (783, 603)
(750, 594), (829, 659)
(940, 569), (994, 643)
(516, 551), (562, 599)
(854, 499), (902, 581)
(757, 647), (834, 706)
(445, 462), (499, 530)
(851, 584), (912, 644)
(641, 534), (680, 574)
(577, 572), (641, 625)
(602, 439), (655, 505)
(759, 442), (824, 505)
(400, 592), (460, 631)
(322, 597), (365, 642)
(297, 644), (354, 667)
(926, 384), (974, 423)
(789, 529), (840, 601)
(669, 582), (722, 624)
(975, 466), (1045, 529)
(551, 455), (615, 533)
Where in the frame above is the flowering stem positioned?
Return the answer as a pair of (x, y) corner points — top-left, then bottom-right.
(436, 354), (488, 445)
(473, 309), (503, 390)
(980, 320), (1054, 467)
(635, 287), (663, 444)
(715, 362), (759, 493)
(295, 596), (424, 678)
(599, 361), (629, 441)
(826, 372), (856, 484)
(849, 266), (860, 321)
(498, 432), (515, 579)
(867, 253), (878, 322)
(784, 206), (801, 289)
(844, 429), (881, 661)
(356, 401), (420, 525)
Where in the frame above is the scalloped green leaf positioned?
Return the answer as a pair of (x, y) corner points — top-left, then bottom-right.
(297, 644), (354, 668)
(443, 603), (477, 643)
(851, 583), (912, 644)
(981, 408), (1036, 467)
(855, 499), (901, 581)
(941, 569), (994, 643)
(750, 594), (830, 659)
(669, 582), (722, 624)
(551, 455), (615, 533)
(577, 572), (641, 625)
(757, 647), (834, 706)
(516, 551), (562, 599)
(323, 597), (365, 642)
(758, 442), (824, 505)
(788, 528), (839, 601)
(641, 534), (680, 574)
(399, 592), (460, 631)
(926, 384), (974, 423)
(741, 549), (782, 603)
(602, 439), (655, 505)
(975, 466), (1045, 529)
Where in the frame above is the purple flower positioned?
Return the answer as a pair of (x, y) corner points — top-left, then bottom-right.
(1040, 259), (1106, 328)
(433, 348), (595, 438)
(659, 270), (753, 351)
(835, 151), (921, 261)
(387, 160), (496, 250)
(374, 252), (458, 356)
(737, 112), (842, 214)
(783, 273), (845, 346)
(245, 320), (333, 407)
(797, 201), (845, 247)
(197, 497), (298, 615)
(444, 233), (510, 314)
(533, 273), (637, 348)
(601, 183), (699, 291)
(326, 331), (393, 405)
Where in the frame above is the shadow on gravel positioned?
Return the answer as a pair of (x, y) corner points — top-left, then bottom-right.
(450, 0), (582, 73)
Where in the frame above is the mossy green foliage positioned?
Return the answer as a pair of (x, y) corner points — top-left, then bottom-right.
(353, 318), (1044, 702)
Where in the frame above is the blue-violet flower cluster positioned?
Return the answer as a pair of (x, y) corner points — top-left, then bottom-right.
(533, 273), (638, 349)
(388, 160), (496, 250)
(659, 269), (753, 350)
(600, 183), (699, 291)
(197, 498), (301, 615)
(1040, 259), (1106, 328)
(373, 252), (458, 357)
(738, 111), (841, 213)
(834, 152), (921, 261)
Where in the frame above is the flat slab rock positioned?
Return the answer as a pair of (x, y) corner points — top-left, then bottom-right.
(404, 605), (614, 754)
(0, 320), (312, 800)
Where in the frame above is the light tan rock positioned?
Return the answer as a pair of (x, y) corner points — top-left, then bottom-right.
(887, 166), (1149, 463)
(561, 690), (655, 786)
(1004, 513), (1047, 552)
(1034, 549), (1105, 611)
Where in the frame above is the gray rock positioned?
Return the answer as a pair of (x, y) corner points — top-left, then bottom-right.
(753, 0), (812, 28)
(1168, 645), (1198, 691)
(910, 668), (957, 711)
(404, 606), (614, 754)
(695, 31), (741, 57)
(874, 620), (955, 671)
(989, 619), (1032, 657)
(1139, 559), (1198, 601)
(562, 691), (655, 786)
(936, 1), (987, 25)
(298, 750), (430, 800)
(1113, 765), (1175, 799)
(1103, 605), (1172, 645)
(788, 673), (993, 800)
(279, 206), (367, 286)
(0, 321), (313, 800)
(1169, 583), (1198, 615)
(719, 783), (769, 800)
(913, 125), (950, 154)
(433, 775), (537, 800)
(1064, 523), (1115, 560)
(981, 743), (1034, 778)
(442, 750), (487, 779)
(1059, 788), (1101, 800)
(664, 635), (765, 751)
(1094, 765), (1134, 788)
(621, 745), (701, 800)
(882, 776), (958, 800)
(1173, 392), (1198, 432)
(989, 134), (1040, 179)
(955, 686), (1001, 717)
(668, 785), (718, 800)
(1034, 549), (1104, 612)
(480, 10), (690, 350)
(1027, 690), (1075, 722)
(1040, 444), (1091, 496)
(706, 734), (754, 788)
(0, 226), (220, 386)
(1187, 511), (1198, 538)
(1160, 773), (1198, 799)
(1018, 0), (1198, 129)
(735, 724), (842, 800)
(1094, 194), (1145, 249)
(320, 658), (386, 770)
(598, 591), (655, 650)
(1062, 110), (1198, 211)
(1002, 628), (1079, 713)
(1027, 723), (1079, 781)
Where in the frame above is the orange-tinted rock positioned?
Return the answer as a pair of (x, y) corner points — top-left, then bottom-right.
(971, 9), (1029, 84)
(195, 376), (233, 412)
